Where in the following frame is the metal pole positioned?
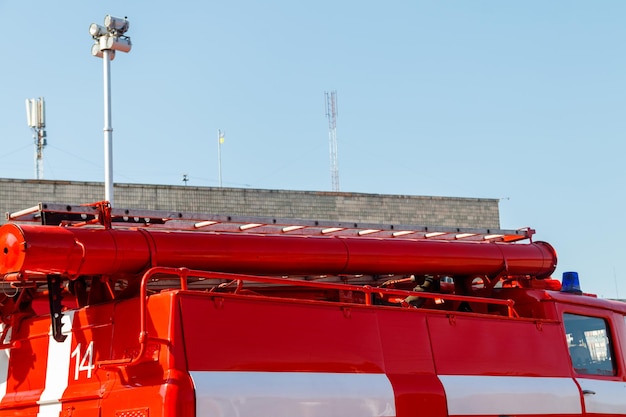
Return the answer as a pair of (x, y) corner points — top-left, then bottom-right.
(218, 129), (222, 187)
(32, 128), (38, 179)
(103, 49), (114, 206)
(36, 130), (43, 180)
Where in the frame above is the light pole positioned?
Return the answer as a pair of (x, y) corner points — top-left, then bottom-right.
(218, 129), (225, 187)
(89, 15), (131, 207)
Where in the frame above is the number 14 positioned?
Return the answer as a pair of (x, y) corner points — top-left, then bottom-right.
(70, 341), (95, 380)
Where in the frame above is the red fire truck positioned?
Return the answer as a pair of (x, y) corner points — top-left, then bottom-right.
(0, 201), (623, 417)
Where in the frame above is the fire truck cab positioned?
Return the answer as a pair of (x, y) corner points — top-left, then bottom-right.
(0, 202), (623, 417)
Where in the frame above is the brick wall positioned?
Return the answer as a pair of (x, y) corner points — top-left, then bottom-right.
(0, 178), (500, 228)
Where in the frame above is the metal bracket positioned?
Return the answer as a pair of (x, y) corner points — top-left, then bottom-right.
(47, 275), (67, 342)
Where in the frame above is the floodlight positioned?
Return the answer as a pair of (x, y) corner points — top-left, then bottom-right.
(91, 43), (116, 60)
(99, 35), (132, 53)
(104, 15), (129, 34)
(89, 23), (107, 38)
(91, 43), (102, 58)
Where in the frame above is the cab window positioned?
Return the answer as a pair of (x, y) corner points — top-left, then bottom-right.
(563, 313), (615, 376)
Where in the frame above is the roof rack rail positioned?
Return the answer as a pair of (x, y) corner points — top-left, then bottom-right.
(6, 201), (534, 243)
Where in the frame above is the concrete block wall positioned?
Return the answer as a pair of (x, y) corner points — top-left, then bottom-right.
(0, 178), (500, 228)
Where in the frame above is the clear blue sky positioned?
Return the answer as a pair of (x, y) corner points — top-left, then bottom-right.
(1, 1), (625, 298)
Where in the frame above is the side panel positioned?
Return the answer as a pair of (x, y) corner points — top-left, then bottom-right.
(179, 293), (447, 417)
(428, 313), (583, 416)
(0, 308), (108, 417)
(0, 316), (50, 415)
(101, 294), (195, 417)
(428, 314), (573, 376)
(0, 293), (193, 417)
(63, 304), (116, 417)
(376, 311), (448, 416)
(181, 294), (387, 373)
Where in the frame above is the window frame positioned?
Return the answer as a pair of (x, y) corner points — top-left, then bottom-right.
(562, 312), (616, 377)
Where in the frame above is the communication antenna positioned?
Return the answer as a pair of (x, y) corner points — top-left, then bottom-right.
(324, 91), (339, 191)
(25, 97), (47, 179)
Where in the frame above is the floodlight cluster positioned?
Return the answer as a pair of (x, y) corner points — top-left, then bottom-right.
(89, 15), (131, 60)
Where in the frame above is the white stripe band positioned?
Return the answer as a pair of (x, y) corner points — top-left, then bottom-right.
(576, 378), (626, 415)
(0, 325), (10, 402)
(439, 375), (582, 415)
(190, 371), (396, 417)
(37, 311), (75, 417)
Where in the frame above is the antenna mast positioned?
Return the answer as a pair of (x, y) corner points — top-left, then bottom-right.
(325, 91), (339, 191)
(25, 97), (47, 179)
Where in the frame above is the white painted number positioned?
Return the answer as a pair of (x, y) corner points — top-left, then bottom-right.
(70, 341), (95, 380)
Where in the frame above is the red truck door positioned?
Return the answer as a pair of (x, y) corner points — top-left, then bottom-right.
(562, 311), (626, 416)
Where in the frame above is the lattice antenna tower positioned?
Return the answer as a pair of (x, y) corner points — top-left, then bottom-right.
(25, 97), (47, 179)
(325, 91), (339, 191)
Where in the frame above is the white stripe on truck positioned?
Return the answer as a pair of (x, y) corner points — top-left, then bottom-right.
(190, 371), (396, 417)
(439, 374), (582, 416)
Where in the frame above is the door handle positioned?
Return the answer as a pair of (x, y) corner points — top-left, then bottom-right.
(582, 389), (596, 395)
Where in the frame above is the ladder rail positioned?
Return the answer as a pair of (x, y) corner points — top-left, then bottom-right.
(5, 202), (533, 243)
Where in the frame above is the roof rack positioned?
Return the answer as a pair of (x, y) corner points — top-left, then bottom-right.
(6, 202), (534, 243)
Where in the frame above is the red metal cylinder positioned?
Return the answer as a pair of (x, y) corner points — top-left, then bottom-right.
(0, 224), (151, 277)
(0, 224), (557, 279)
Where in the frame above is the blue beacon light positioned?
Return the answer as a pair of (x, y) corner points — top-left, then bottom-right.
(561, 271), (582, 294)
